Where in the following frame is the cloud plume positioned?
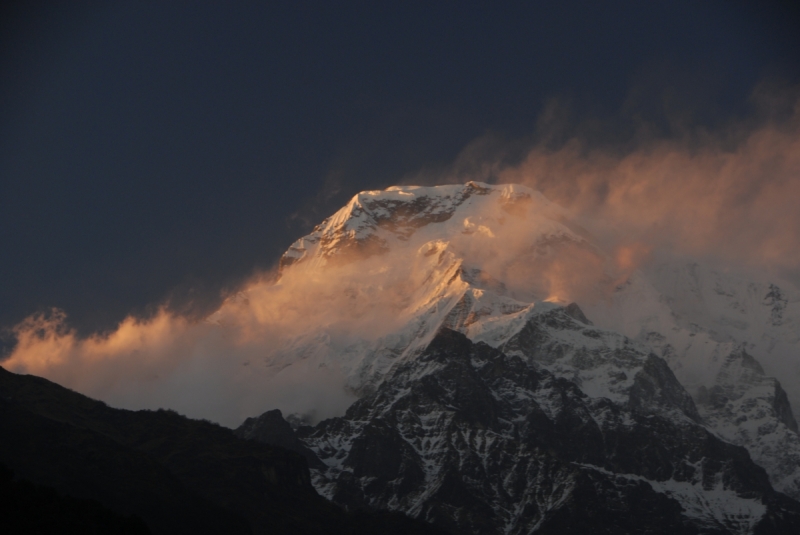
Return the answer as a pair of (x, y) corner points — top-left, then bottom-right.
(1, 247), (455, 427)
(4, 87), (799, 428)
(496, 93), (800, 282)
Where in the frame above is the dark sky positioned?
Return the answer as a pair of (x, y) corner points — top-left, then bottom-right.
(1, 0), (799, 342)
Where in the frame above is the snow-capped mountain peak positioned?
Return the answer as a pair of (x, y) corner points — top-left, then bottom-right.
(218, 182), (800, 531)
(279, 182), (576, 274)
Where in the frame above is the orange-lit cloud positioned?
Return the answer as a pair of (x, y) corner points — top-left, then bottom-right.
(498, 101), (800, 280)
(3, 304), (357, 427)
(4, 89), (798, 428)
(2, 245), (467, 426)
(2, 186), (625, 425)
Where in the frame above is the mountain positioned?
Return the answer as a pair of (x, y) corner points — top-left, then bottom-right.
(239, 326), (800, 534)
(0, 366), (447, 535)
(584, 263), (800, 499)
(225, 182), (800, 533)
(0, 461), (151, 535)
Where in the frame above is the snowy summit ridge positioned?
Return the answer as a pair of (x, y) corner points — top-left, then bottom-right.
(280, 181), (570, 270)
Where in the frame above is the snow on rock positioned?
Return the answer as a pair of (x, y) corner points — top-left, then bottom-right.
(584, 262), (800, 499)
(240, 330), (800, 534)
(695, 347), (800, 499)
(578, 463), (767, 535)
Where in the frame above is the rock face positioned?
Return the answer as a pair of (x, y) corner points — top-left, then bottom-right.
(236, 409), (327, 470)
(695, 347), (800, 500)
(592, 264), (800, 500)
(240, 330), (800, 534)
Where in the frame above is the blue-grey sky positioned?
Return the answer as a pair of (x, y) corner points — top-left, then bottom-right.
(2, 0), (799, 344)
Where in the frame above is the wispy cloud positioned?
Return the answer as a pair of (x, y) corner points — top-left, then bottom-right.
(5, 83), (798, 428)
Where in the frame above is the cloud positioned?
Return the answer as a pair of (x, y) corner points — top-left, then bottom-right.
(1, 245), (450, 427)
(4, 84), (799, 428)
(2, 187), (612, 426)
(496, 88), (800, 282)
(2, 304), (358, 427)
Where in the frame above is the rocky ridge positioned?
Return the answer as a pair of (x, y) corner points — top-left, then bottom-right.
(585, 264), (800, 499)
(239, 329), (800, 534)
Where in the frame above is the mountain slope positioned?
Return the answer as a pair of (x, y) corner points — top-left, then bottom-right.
(584, 264), (800, 498)
(0, 366), (447, 535)
(240, 329), (800, 534)
(0, 462), (151, 535)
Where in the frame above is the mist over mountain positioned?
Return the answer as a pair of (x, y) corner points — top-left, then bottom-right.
(6, 182), (799, 419)
(5, 182), (800, 533)
(3, 3), (799, 532)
